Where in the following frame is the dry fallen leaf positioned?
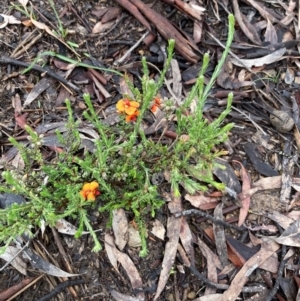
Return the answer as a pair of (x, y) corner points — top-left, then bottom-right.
(193, 294), (223, 301)
(232, 161), (251, 226)
(0, 246), (27, 275)
(213, 203), (229, 267)
(180, 218), (195, 266)
(23, 77), (56, 108)
(220, 241), (279, 301)
(154, 214), (181, 300)
(112, 208), (128, 251)
(0, 14), (21, 28)
(198, 237), (221, 295)
(185, 192), (219, 210)
(264, 18), (278, 44)
(151, 219), (165, 241)
(127, 224), (142, 248)
(30, 18), (77, 54)
(55, 219), (90, 235)
(18, 0), (29, 6)
(275, 220), (300, 247)
(24, 247), (80, 277)
(232, 0), (261, 45)
(113, 248), (145, 300)
(104, 234), (120, 275)
(92, 20), (115, 33)
(230, 48), (286, 68)
(110, 290), (143, 301)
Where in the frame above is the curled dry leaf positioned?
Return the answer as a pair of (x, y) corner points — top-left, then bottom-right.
(0, 14), (21, 28)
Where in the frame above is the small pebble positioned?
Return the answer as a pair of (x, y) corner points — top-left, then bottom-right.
(187, 291), (196, 299)
(78, 101), (87, 109)
(166, 293), (175, 301)
(269, 110), (294, 133)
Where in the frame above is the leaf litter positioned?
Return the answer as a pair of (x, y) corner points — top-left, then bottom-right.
(2, 0), (300, 300)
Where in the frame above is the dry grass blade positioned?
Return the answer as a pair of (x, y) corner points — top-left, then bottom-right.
(30, 18), (79, 55)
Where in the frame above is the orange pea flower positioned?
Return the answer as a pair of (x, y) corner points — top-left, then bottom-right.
(116, 99), (140, 115)
(125, 110), (140, 122)
(80, 181), (100, 201)
(150, 97), (161, 113)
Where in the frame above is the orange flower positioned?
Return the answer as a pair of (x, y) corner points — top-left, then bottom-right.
(150, 97), (161, 113)
(80, 181), (100, 201)
(116, 99), (140, 115)
(125, 110), (139, 122)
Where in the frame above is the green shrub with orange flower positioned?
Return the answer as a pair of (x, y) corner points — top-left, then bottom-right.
(0, 15), (235, 256)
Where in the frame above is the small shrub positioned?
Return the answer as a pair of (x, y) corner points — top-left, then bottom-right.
(0, 15), (235, 256)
